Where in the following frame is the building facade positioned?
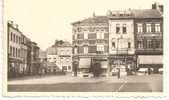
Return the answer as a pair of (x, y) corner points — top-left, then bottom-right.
(46, 42), (72, 72)
(8, 21), (23, 77)
(57, 46), (72, 72)
(72, 16), (109, 77)
(134, 9), (163, 73)
(108, 11), (136, 76)
(72, 4), (163, 77)
(30, 42), (40, 75)
(7, 21), (40, 77)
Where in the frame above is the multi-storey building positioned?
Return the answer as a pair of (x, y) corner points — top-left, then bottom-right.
(72, 15), (109, 77)
(30, 42), (40, 75)
(134, 5), (163, 73)
(8, 21), (23, 77)
(108, 10), (135, 76)
(20, 34), (29, 75)
(7, 21), (40, 77)
(72, 3), (163, 77)
(57, 45), (72, 72)
(46, 41), (72, 72)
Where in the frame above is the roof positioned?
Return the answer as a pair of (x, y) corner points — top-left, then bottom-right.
(72, 9), (162, 24)
(131, 9), (162, 18)
(109, 9), (162, 19)
(72, 16), (109, 25)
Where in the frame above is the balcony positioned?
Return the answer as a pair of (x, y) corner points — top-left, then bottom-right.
(136, 48), (163, 55)
(136, 32), (162, 38)
(110, 48), (129, 55)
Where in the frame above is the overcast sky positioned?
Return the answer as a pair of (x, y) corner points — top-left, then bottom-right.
(5, 0), (163, 50)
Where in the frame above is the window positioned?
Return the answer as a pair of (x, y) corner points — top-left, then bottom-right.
(18, 49), (20, 57)
(147, 40), (153, 48)
(153, 40), (161, 48)
(97, 33), (104, 39)
(10, 32), (13, 41)
(74, 34), (77, 40)
(13, 47), (15, 57)
(97, 45), (104, 51)
(137, 24), (143, 33)
(123, 24), (127, 33)
(84, 46), (88, 54)
(112, 42), (115, 48)
(10, 46), (12, 56)
(155, 23), (160, 32)
(84, 33), (88, 39)
(13, 34), (15, 42)
(68, 66), (71, 70)
(66, 58), (69, 62)
(128, 42), (131, 48)
(16, 48), (17, 57)
(146, 24), (152, 32)
(137, 40), (143, 49)
(74, 48), (78, 54)
(116, 24), (120, 34)
(16, 35), (18, 43)
(77, 27), (81, 32)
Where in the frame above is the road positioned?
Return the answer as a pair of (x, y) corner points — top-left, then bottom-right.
(8, 74), (163, 92)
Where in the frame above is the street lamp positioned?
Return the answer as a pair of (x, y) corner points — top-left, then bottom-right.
(117, 37), (121, 79)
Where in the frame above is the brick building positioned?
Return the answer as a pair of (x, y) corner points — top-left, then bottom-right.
(72, 15), (109, 77)
(72, 3), (163, 77)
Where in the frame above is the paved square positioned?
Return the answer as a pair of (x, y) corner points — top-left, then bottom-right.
(8, 74), (163, 92)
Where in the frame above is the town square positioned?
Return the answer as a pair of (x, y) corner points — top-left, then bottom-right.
(4, 0), (164, 94)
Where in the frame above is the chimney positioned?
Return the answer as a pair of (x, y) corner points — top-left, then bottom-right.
(14, 24), (19, 29)
(152, 3), (157, 9)
(152, 2), (163, 14)
(8, 20), (13, 25)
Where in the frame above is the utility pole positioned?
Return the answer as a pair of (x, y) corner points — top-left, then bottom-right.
(117, 38), (120, 79)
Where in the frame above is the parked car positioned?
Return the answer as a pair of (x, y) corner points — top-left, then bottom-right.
(78, 72), (93, 78)
(158, 68), (163, 74)
(136, 68), (148, 76)
(111, 68), (118, 76)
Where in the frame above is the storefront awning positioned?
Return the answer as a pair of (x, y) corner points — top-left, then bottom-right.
(79, 58), (91, 68)
(138, 55), (163, 64)
(101, 61), (108, 68)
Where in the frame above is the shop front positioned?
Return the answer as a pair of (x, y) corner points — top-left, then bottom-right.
(78, 57), (92, 77)
(92, 58), (108, 77)
(137, 55), (163, 73)
(108, 55), (136, 77)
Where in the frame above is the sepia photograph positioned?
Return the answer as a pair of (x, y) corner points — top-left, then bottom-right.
(2, 0), (165, 96)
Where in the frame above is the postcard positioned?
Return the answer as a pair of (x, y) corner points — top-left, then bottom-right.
(2, 0), (166, 97)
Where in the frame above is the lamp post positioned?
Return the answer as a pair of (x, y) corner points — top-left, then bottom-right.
(117, 37), (120, 79)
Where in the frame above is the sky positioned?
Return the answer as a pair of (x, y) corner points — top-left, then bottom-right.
(5, 0), (163, 50)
